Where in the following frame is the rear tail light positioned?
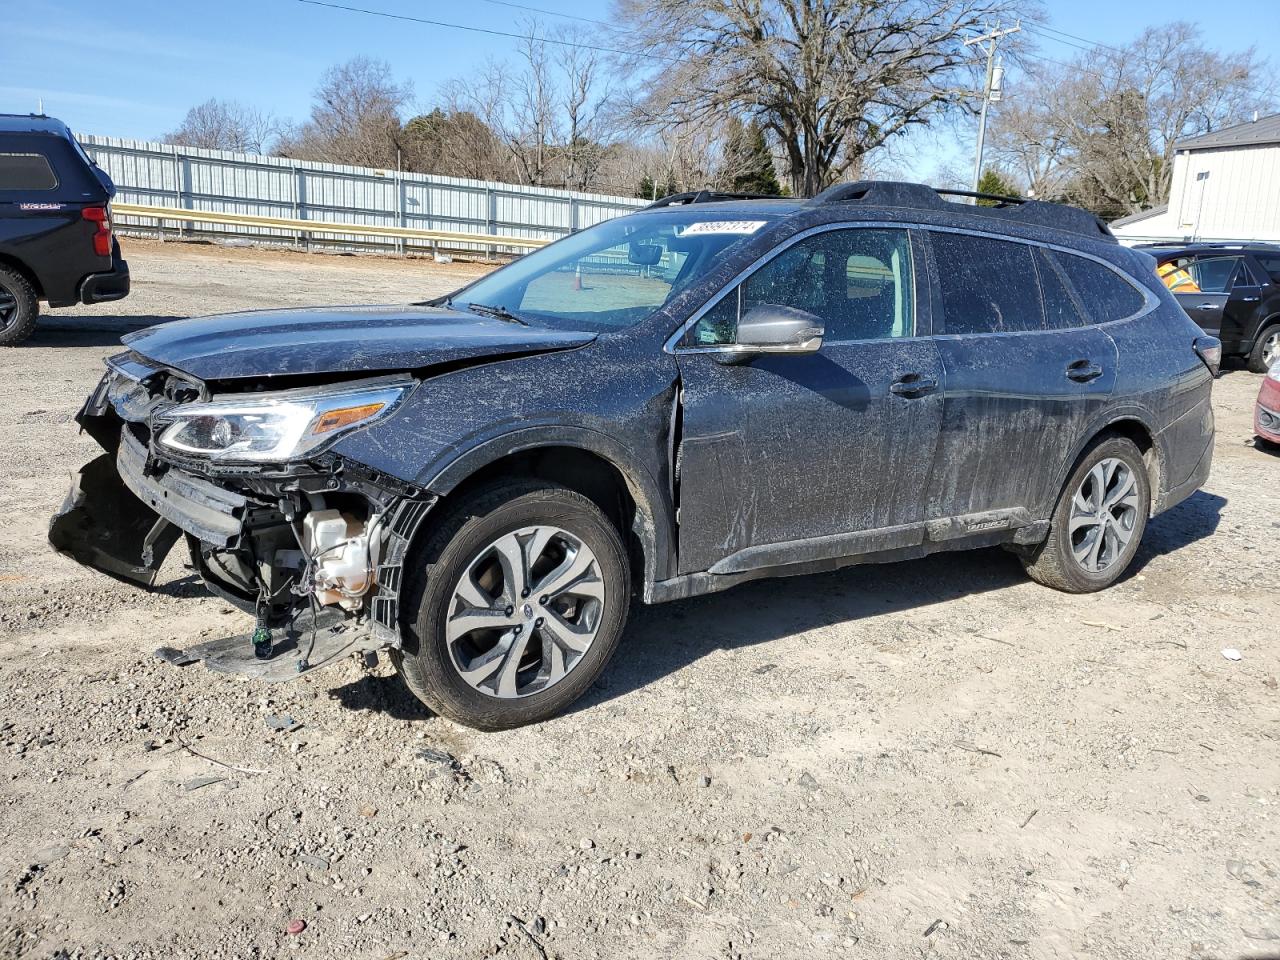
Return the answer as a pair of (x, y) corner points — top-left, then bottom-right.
(82, 205), (112, 257)
(1193, 336), (1222, 377)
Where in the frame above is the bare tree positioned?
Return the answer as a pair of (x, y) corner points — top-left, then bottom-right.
(163, 99), (278, 154)
(615, 0), (1022, 196)
(503, 25), (558, 186)
(555, 28), (616, 191)
(440, 22), (618, 191)
(987, 70), (1073, 200)
(992, 23), (1272, 216)
(277, 57), (411, 168)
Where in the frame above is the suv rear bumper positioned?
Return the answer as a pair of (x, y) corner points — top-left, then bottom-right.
(1156, 433), (1213, 515)
(78, 256), (130, 304)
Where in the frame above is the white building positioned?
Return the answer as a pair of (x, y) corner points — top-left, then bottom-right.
(1109, 112), (1280, 246)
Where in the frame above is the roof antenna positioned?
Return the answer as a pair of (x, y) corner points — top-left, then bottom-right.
(1253, 110), (1259, 122)
(36, 97), (44, 116)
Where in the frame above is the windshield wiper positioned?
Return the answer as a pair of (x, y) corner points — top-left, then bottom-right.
(462, 301), (529, 326)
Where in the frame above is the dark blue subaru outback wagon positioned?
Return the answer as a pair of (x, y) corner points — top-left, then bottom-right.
(50, 182), (1218, 729)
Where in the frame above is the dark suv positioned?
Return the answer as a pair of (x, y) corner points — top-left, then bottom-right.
(49, 182), (1218, 729)
(1146, 242), (1280, 372)
(0, 114), (130, 345)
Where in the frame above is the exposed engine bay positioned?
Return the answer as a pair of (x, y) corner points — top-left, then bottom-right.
(49, 351), (435, 676)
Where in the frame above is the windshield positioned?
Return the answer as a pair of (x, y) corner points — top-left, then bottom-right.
(448, 210), (778, 331)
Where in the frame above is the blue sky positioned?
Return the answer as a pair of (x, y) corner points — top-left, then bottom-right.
(4, 0), (1277, 183)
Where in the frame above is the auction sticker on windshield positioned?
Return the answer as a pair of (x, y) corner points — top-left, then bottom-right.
(677, 220), (768, 235)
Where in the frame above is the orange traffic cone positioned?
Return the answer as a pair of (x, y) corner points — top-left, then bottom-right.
(572, 265), (582, 291)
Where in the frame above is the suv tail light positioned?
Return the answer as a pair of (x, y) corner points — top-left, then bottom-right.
(82, 205), (113, 257)
(1193, 336), (1222, 377)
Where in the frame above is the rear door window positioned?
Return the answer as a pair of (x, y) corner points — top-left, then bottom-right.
(930, 232), (1044, 334)
(1047, 251), (1147, 324)
(1035, 249), (1087, 329)
(0, 153), (58, 191)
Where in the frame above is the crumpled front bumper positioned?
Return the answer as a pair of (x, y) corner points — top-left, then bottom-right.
(49, 430), (247, 587)
(50, 357), (439, 671)
(49, 449), (183, 587)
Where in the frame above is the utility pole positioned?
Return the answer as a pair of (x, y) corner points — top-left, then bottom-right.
(965, 21), (1020, 196)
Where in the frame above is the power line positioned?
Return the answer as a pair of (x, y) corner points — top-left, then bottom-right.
(1022, 16), (1126, 55)
(292, 0), (682, 61)
(459, 0), (611, 28)
(1017, 48), (1126, 85)
(1023, 24), (1097, 55)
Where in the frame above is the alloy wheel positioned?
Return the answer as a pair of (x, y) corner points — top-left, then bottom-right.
(445, 525), (606, 698)
(1263, 329), (1280, 369)
(1068, 457), (1141, 573)
(0, 282), (16, 331)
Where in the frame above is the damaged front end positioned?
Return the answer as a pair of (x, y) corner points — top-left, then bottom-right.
(50, 353), (435, 676)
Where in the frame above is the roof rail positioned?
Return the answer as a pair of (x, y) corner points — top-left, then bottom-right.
(810, 180), (1115, 242)
(1133, 240), (1280, 250)
(644, 189), (781, 210)
(935, 188), (1024, 207)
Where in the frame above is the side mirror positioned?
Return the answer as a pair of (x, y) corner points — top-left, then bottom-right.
(628, 242), (663, 266)
(720, 304), (824, 361)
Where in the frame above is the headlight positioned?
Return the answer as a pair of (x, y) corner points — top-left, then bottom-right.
(156, 379), (412, 462)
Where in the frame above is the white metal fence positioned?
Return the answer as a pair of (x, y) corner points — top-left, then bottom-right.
(78, 134), (646, 257)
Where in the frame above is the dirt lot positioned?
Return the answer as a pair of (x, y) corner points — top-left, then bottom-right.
(1, 239), (1278, 960)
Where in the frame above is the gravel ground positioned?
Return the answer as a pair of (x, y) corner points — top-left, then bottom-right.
(1, 239), (1278, 960)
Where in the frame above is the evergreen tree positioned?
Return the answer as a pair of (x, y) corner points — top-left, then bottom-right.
(976, 168), (1019, 205)
(722, 118), (781, 195)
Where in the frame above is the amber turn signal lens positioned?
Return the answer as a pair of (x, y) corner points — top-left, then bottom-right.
(310, 402), (386, 435)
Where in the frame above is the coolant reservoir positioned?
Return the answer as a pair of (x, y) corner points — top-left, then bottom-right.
(301, 509), (375, 611)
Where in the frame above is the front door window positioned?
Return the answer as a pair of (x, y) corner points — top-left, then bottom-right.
(686, 227), (915, 346)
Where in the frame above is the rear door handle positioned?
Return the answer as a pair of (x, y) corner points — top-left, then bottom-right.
(1196, 302), (1217, 310)
(890, 373), (938, 397)
(1066, 359), (1104, 383)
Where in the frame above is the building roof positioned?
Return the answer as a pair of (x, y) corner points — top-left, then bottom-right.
(1110, 204), (1167, 228)
(1176, 113), (1280, 151)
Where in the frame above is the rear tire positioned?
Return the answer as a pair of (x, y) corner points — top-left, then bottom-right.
(393, 478), (630, 730)
(1247, 323), (1280, 373)
(0, 265), (38, 346)
(1022, 436), (1150, 593)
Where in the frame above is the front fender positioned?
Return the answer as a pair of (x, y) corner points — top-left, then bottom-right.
(424, 424), (677, 587)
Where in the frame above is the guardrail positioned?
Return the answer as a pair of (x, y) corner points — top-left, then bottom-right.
(111, 203), (552, 253)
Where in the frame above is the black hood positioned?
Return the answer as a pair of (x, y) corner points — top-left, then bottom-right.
(122, 305), (597, 381)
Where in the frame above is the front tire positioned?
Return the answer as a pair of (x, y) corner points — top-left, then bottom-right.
(0, 265), (39, 346)
(1022, 436), (1150, 593)
(393, 479), (630, 730)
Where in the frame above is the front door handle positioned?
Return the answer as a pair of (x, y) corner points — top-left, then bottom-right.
(1066, 359), (1104, 383)
(890, 373), (938, 397)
